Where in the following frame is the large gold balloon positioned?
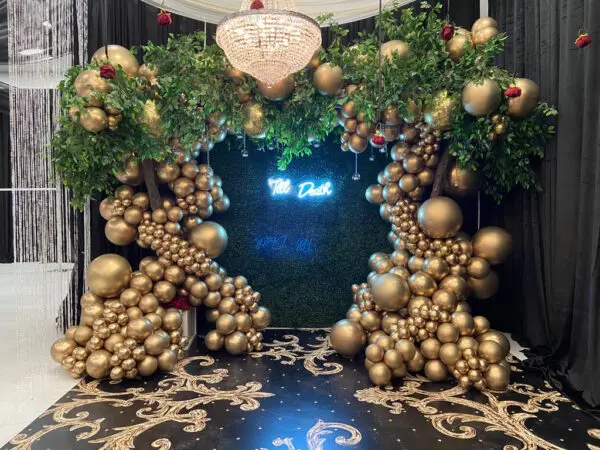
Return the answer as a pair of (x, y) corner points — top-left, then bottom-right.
(408, 272), (437, 297)
(137, 355), (159, 377)
(205, 330), (225, 351)
(371, 273), (411, 311)
(477, 330), (510, 357)
(225, 331), (248, 355)
(485, 363), (510, 391)
(507, 78), (541, 118)
(79, 107), (108, 133)
(258, 75), (295, 101)
(437, 323), (460, 343)
(452, 311), (475, 336)
(189, 222), (228, 258)
(445, 159), (480, 197)
(478, 340), (504, 363)
(417, 197), (463, 239)
(86, 349), (112, 379)
(87, 254), (132, 297)
(105, 217), (137, 246)
(158, 349), (178, 371)
(399, 174), (418, 193)
(424, 91), (455, 131)
(162, 309), (183, 331)
(365, 184), (384, 205)
(74, 70), (110, 104)
(468, 270), (499, 299)
(424, 360), (448, 382)
(446, 29), (473, 62)
(368, 362), (392, 386)
(462, 79), (502, 116)
(313, 63), (343, 96)
(127, 318), (154, 342)
(330, 319), (365, 357)
(91, 45), (140, 77)
(466, 257), (491, 279)
(144, 330), (171, 356)
(216, 314), (237, 335)
(349, 134), (368, 154)
(472, 226), (512, 265)
(99, 198), (115, 221)
(439, 342), (461, 366)
(251, 306), (271, 329)
(51, 337), (77, 363)
(380, 40), (410, 63)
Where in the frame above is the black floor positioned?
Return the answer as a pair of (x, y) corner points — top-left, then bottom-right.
(5, 329), (600, 450)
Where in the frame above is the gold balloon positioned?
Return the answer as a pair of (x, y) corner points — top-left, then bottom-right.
(437, 323), (460, 343)
(79, 107), (108, 133)
(477, 330), (510, 357)
(432, 289), (458, 312)
(446, 30), (473, 62)
(466, 257), (490, 279)
(123, 206), (143, 226)
(439, 275), (469, 301)
(356, 121), (375, 138)
(473, 316), (491, 335)
(472, 226), (512, 265)
(395, 339), (416, 361)
(313, 63), (343, 96)
(383, 349), (404, 370)
(478, 340), (504, 363)
(145, 312), (162, 330)
(439, 343), (462, 366)
(235, 312), (252, 332)
(51, 337), (77, 363)
(452, 312), (475, 336)
(348, 134), (368, 154)
(81, 302), (104, 326)
(130, 273), (153, 295)
(138, 63), (159, 81)
(473, 27), (499, 46)
(153, 281), (176, 304)
(424, 90), (455, 131)
(471, 17), (498, 34)
(86, 349), (112, 379)
(421, 338), (441, 360)
(74, 70), (110, 104)
(143, 261), (164, 282)
(203, 331), (225, 353)
(485, 363), (510, 391)
(116, 159), (144, 186)
(403, 154), (425, 174)
(164, 265), (186, 285)
(137, 355), (159, 376)
(105, 217), (137, 246)
(251, 306), (271, 329)
(399, 174), (418, 192)
(407, 350), (425, 372)
(383, 106), (401, 126)
(408, 272), (437, 296)
(330, 319), (365, 357)
(104, 334), (125, 353)
(91, 45), (140, 77)
(507, 78), (540, 118)
(365, 343), (384, 362)
(132, 192), (150, 210)
(445, 160), (480, 197)
(99, 198), (115, 221)
(163, 310), (183, 331)
(87, 254), (132, 297)
(424, 360), (448, 382)
(462, 78), (502, 116)
(308, 49), (321, 69)
(368, 362), (392, 386)
(127, 318), (153, 342)
(189, 222), (228, 258)
(144, 330), (171, 356)
(417, 197), (463, 239)
(382, 183), (402, 204)
(158, 349), (178, 371)
(216, 314), (237, 335)
(157, 162), (181, 183)
(141, 100), (163, 137)
(422, 257), (450, 281)
(408, 256), (425, 273)
(380, 40), (410, 63)
(468, 270), (499, 299)
(225, 331), (248, 355)
(455, 301), (471, 313)
(365, 184), (384, 205)
(371, 273), (411, 311)
(258, 75), (295, 101)
(242, 118), (267, 138)
(73, 325), (94, 346)
(458, 336), (478, 352)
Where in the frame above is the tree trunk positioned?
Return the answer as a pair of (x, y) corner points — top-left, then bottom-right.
(431, 150), (451, 197)
(142, 159), (161, 210)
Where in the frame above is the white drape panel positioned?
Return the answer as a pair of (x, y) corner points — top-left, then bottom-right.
(142, 0), (414, 25)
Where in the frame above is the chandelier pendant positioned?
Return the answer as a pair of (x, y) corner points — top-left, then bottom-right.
(216, 0), (322, 86)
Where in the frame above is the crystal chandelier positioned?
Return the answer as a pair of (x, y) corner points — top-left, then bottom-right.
(216, 0), (322, 85)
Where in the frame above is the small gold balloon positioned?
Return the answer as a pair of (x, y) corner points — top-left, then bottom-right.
(417, 197), (463, 239)
(371, 273), (411, 311)
(330, 319), (365, 357)
(116, 159), (144, 186)
(424, 90), (456, 131)
(88, 254), (132, 297)
(205, 330), (225, 351)
(85, 349), (112, 379)
(399, 174), (418, 192)
(422, 257), (450, 281)
(216, 314), (237, 335)
(472, 27), (499, 46)
(421, 338), (441, 360)
(466, 257), (491, 279)
(380, 40), (410, 63)
(348, 134), (368, 154)
(408, 272), (437, 296)
(126, 306), (144, 321)
(445, 160), (480, 197)
(51, 337), (77, 363)
(137, 355), (159, 376)
(130, 274), (153, 295)
(365, 343), (384, 362)
(507, 78), (540, 118)
(74, 69), (110, 104)
(368, 362), (392, 386)
(157, 162), (181, 183)
(424, 359), (448, 381)
(251, 306), (271, 329)
(383, 349), (404, 370)
(417, 168), (435, 186)
(73, 326), (94, 346)
(164, 265), (186, 285)
(123, 206), (143, 226)
(455, 301), (472, 313)
(365, 184), (384, 205)
(153, 281), (176, 304)
(173, 177), (195, 197)
(462, 78), (502, 116)
(105, 217), (137, 246)
(485, 363), (510, 391)
(382, 183), (402, 204)
(458, 336), (479, 352)
(258, 75), (295, 101)
(360, 311), (381, 332)
(225, 331), (248, 355)
(468, 270), (500, 299)
(99, 198), (115, 221)
(477, 330), (510, 357)
(478, 340), (505, 363)
(158, 349), (178, 371)
(144, 330), (171, 356)
(446, 30), (473, 62)
(473, 316), (491, 335)
(163, 310), (183, 331)
(189, 222), (228, 258)
(79, 107), (108, 132)
(395, 339), (416, 361)
(452, 312), (475, 336)
(91, 45), (139, 76)
(439, 275), (469, 301)
(408, 256), (425, 273)
(437, 323), (460, 343)
(471, 17), (498, 34)
(127, 318), (153, 342)
(104, 334), (125, 353)
(313, 63), (343, 96)
(439, 343), (461, 366)
(407, 350), (425, 372)
(432, 289), (458, 312)
(472, 226), (512, 265)
(235, 312), (252, 332)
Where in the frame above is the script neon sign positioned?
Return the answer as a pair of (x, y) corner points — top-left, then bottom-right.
(268, 178), (333, 198)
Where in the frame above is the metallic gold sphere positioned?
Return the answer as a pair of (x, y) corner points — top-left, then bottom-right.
(473, 316), (490, 335)
(137, 355), (159, 377)
(132, 193), (150, 210)
(417, 197), (463, 239)
(472, 226), (512, 265)
(164, 265), (186, 285)
(478, 340), (504, 364)
(116, 159), (144, 186)
(446, 30), (473, 62)
(99, 198), (115, 221)
(439, 275), (469, 301)
(421, 338), (441, 360)
(173, 177), (195, 197)
(368, 362), (392, 386)
(189, 222), (228, 258)
(407, 350), (425, 372)
(225, 331), (248, 355)
(162, 310), (183, 331)
(216, 314), (237, 335)
(437, 323), (460, 343)
(141, 100), (163, 137)
(452, 311), (475, 336)
(365, 184), (384, 205)
(424, 360), (448, 382)
(408, 272), (437, 296)
(371, 273), (411, 311)
(472, 26), (499, 46)
(87, 254), (132, 297)
(424, 90), (455, 131)
(432, 289), (458, 312)
(382, 183), (402, 204)
(422, 257), (450, 281)
(485, 363), (510, 391)
(380, 40), (410, 63)
(205, 330), (225, 351)
(127, 318), (153, 342)
(91, 45), (140, 76)
(153, 281), (176, 304)
(466, 257), (490, 279)
(471, 17), (498, 34)
(507, 78), (540, 118)
(383, 349), (404, 370)
(73, 325), (94, 346)
(258, 75), (295, 101)
(462, 78), (502, 116)
(313, 63), (343, 96)
(365, 343), (384, 362)
(143, 261), (164, 282)
(477, 330), (510, 357)
(157, 162), (181, 183)
(330, 319), (365, 357)
(418, 168), (435, 187)
(104, 334), (125, 353)
(105, 217), (137, 246)
(468, 270), (499, 299)
(439, 343), (461, 366)
(51, 337), (77, 363)
(144, 330), (171, 356)
(251, 306), (271, 329)
(349, 134), (368, 154)
(383, 106), (401, 126)
(445, 160), (480, 197)
(74, 69), (110, 104)
(130, 274), (153, 295)
(123, 206), (143, 226)
(235, 312), (253, 332)
(85, 349), (112, 379)
(399, 174), (418, 193)
(158, 349), (178, 371)
(79, 107), (108, 133)
(395, 339), (416, 361)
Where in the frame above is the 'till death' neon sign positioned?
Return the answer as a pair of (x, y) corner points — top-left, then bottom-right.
(268, 178), (333, 199)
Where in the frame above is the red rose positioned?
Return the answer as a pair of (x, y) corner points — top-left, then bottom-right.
(250, 0), (264, 10)
(575, 33), (592, 48)
(99, 65), (116, 79)
(505, 86), (522, 98)
(441, 24), (454, 41)
(157, 10), (172, 26)
(166, 296), (191, 311)
(371, 135), (386, 146)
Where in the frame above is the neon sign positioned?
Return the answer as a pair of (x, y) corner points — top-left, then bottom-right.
(268, 178), (333, 198)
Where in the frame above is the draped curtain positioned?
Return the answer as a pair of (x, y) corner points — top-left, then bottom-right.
(489, 0), (600, 410)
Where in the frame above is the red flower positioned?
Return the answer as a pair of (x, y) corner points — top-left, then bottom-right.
(157, 9), (173, 26)
(575, 33), (592, 48)
(166, 296), (191, 311)
(371, 135), (385, 146)
(441, 24), (454, 41)
(505, 86), (522, 98)
(250, 0), (264, 10)
(99, 65), (116, 79)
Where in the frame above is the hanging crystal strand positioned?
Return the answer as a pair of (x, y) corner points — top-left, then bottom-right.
(369, 146), (375, 162)
(241, 133), (249, 157)
(352, 152), (361, 181)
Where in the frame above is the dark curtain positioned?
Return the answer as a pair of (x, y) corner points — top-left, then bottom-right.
(0, 94), (12, 263)
(489, 0), (600, 411)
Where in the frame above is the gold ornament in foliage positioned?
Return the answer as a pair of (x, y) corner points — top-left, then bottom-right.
(341, 101), (357, 119)
(507, 78), (540, 118)
(79, 107), (108, 133)
(313, 63), (343, 96)
(383, 106), (401, 126)
(105, 217), (137, 246)
(446, 28), (473, 62)
(138, 63), (159, 81)
(257, 75), (295, 101)
(308, 49), (321, 69)
(74, 70), (110, 105)
(472, 226), (512, 265)
(424, 91), (455, 131)
(445, 159), (480, 197)
(87, 254), (132, 297)
(472, 17), (498, 34)
(116, 159), (144, 186)
(141, 100), (163, 137)
(189, 221), (228, 258)
(330, 319), (365, 357)
(417, 197), (463, 239)
(473, 26), (499, 46)
(349, 134), (368, 154)
(462, 79), (502, 116)
(242, 118), (267, 138)
(380, 40), (410, 63)
(91, 45), (140, 77)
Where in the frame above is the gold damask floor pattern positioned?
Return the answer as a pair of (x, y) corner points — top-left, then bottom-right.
(4, 329), (600, 450)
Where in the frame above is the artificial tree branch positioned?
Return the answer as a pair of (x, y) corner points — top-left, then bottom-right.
(431, 149), (451, 197)
(142, 159), (161, 210)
